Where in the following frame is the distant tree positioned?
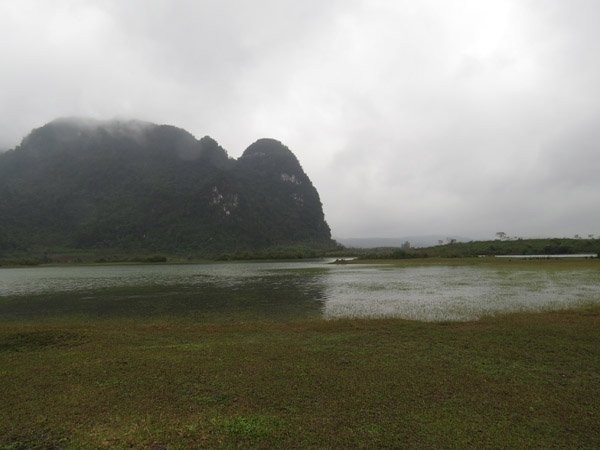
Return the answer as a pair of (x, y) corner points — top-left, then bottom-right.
(401, 241), (411, 250)
(438, 240), (444, 245)
(495, 232), (507, 240)
(447, 238), (456, 245)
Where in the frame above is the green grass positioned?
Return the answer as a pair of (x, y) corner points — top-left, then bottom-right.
(351, 238), (600, 259)
(0, 242), (344, 267)
(1, 306), (599, 449)
(349, 256), (600, 270)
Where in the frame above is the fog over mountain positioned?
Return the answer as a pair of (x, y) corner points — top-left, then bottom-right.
(1, 1), (599, 240)
(337, 236), (471, 249)
(0, 118), (334, 254)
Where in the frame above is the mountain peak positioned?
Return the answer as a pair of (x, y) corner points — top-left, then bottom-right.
(37, 116), (156, 136)
(241, 138), (294, 159)
(0, 118), (334, 255)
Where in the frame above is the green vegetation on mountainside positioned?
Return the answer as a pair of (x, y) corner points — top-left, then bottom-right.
(353, 238), (600, 259)
(0, 118), (335, 256)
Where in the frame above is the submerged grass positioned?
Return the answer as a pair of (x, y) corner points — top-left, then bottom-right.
(351, 256), (600, 269)
(1, 305), (599, 448)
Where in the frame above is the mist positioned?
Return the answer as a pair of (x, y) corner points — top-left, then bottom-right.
(1, 0), (599, 240)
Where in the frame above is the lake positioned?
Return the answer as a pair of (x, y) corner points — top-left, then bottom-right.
(1, 260), (599, 321)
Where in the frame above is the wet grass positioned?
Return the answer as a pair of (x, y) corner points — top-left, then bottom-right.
(352, 256), (600, 269)
(1, 305), (599, 448)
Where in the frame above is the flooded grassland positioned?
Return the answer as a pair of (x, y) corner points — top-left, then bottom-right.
(1, 259), (599, 448)
(1, 258), (599, 322)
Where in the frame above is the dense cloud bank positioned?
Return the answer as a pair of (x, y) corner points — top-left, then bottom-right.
(1, 0), (599, 239)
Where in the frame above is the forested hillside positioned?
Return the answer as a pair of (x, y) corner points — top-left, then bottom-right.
(0, 118), (334, 256)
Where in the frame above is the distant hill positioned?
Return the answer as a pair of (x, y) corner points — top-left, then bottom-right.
(0, 118), (334, 255)
(351, 238), (600, 259)
(338, 236), (470, 249)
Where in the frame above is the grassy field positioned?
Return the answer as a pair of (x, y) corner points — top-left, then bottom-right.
(1, 305), (599, 449)
(346, 237), (600, 260)
(348, 256), (600, 269)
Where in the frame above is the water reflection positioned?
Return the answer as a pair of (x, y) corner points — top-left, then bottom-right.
(1, 261), (599, 321)
(321, 264), (600, 321)
(0, 263), (329, 321)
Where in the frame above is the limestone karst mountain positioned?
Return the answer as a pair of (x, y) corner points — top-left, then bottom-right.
(0, 118), (334, 255)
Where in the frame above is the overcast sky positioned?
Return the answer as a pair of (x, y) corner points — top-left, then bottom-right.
(1, 0), (599, 240)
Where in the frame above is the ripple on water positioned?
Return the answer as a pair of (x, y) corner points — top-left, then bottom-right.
(1, 261), (599, 321)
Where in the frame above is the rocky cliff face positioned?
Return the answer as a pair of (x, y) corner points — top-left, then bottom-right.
(0, 118), (333, 254)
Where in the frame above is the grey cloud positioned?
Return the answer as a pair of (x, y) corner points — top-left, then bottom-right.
(1, 0), (599, 240)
